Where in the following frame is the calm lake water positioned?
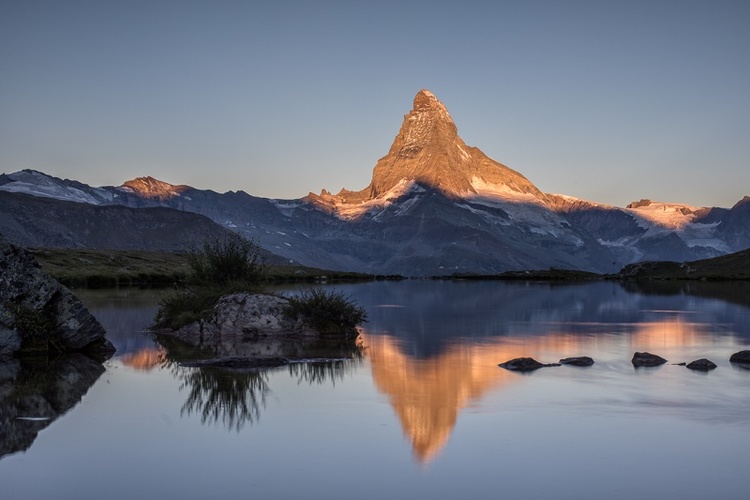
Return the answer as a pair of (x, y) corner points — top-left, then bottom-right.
(2, 280), (750, 499)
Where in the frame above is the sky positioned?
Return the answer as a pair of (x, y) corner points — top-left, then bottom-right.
(1, 0), (748, 208)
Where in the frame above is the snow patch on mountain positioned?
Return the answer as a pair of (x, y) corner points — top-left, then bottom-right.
(329, 179), (425, 220)
(625, 200), (727, 251)
(626, 200), (698, 230)
(469, 176), (542, 204)
(269, 199), (303, 217)
(0, 170), (111, 204)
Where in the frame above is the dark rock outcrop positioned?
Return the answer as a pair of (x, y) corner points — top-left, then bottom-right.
(729, 350), (750, 364)
(559, 356), (595, 366)
(631, 352), (667, 367)
(170, 293), (319, 341)
(0, 236), (113, 354)
(686, 358), (717, 371)
(159, 293), (360, 363)
(498, 357), (561, 372)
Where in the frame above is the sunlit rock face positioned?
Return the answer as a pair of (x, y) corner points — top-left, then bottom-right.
(307, 89), (548, 215)
(120, 176), (190, 202)
(354, 89), (543, 201)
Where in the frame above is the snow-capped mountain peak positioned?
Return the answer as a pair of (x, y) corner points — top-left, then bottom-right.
(0, 169), (113, 204)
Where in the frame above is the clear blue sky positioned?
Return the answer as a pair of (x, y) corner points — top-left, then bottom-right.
(1, 0), (748, 208)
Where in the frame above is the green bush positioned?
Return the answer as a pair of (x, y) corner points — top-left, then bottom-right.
(284, 288), (367, 337)
(154, 288), (220, 330)
(187, 234), (266, 288)
(154, 235), (268, 329)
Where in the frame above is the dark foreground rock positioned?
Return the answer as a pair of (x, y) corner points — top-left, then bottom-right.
(632, 352), (668, 367)
(559, 356), (595, 367)
(686, 358), (717, 371)
(729, 350), (750, 364)
(498, 357), (561, 372)
(0, 236), (113, 355)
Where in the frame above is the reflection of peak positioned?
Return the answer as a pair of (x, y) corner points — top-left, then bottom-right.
(121, 347), (165, 371)
(364, 326), (620, 464)
(365, 333), (524, 463)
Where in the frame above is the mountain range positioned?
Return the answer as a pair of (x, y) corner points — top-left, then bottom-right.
(1, 89), (748, 276)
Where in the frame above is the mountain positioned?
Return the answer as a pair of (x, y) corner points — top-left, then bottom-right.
(1, 90), (747, 275)
(0, 190), (235, 251)
(548, 195), (728, 265)
(618, 246), (750, 280)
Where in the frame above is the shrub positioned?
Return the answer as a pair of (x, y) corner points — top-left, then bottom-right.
(284, 288), (367, 337)
(154, 288), (220, 330)
(187, 234), (266, 288)
(154, 235), (268, 329)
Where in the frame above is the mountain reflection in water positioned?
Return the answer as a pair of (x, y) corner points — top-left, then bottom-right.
(118, 310), (738, 462)
(3, 282), (749, 499)
(362, 312), (724, 463)
(75, 282), (750, 468)
(340, 280), (750, 463)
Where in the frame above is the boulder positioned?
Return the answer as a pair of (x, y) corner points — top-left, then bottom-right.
(158, 292), (362, 365)
(686, 358), (717, 371)
(0, 236), (113, 354)
(559, 356), (595, 367)
(632, 352), (667, 367)
(729, 350), (750, 364)
(498, 357), (560, 372)
(172, 293), (320, 340)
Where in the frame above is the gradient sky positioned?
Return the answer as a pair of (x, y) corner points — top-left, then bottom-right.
(1, 0), (748, 208)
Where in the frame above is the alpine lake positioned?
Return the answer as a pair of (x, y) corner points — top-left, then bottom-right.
(2, 280), (749, 499)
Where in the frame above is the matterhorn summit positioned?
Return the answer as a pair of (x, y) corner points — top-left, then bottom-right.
(343, 90), (546, 204)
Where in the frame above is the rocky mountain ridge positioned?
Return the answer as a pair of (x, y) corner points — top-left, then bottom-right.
(1, 90), (747, 275)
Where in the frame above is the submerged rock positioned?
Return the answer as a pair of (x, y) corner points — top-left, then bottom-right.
(729, 350), (750, 364)
(498, 357), (561, 372)
(0, 236), (113, 355)
(559, 356), (594, 367)
(631, 352), (667, 367)
(686, 358), (717, 371)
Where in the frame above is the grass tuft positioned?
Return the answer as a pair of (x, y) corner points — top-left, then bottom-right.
(284, 288), (367, 337)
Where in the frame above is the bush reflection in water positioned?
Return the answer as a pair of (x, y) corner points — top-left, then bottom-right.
(160, 350), (364, 432)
